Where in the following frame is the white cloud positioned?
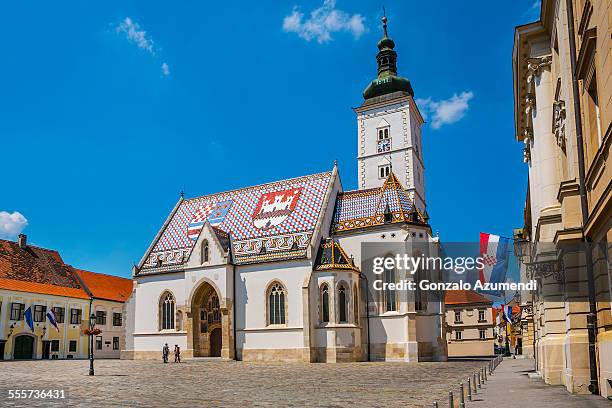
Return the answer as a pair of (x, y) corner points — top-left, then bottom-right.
(116, 17), (155, 55)
(0, 211), (28, 239)
(416, 91), (474, 129)
(283, 0), (366, 43)
(161, 62), (170, 76)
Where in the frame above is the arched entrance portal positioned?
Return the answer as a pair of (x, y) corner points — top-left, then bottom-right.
(191, 282), (222, 357)
(14, 335), (34, 359)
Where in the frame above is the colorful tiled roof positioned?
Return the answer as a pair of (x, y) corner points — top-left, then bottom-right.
(314, 239), (359, 272)
(139, 171), (334, 271)
(0, 239), (86, 295)
(75, 269), (132, 303)
(332, 172), (425, 233)
(445, 290), (492, 305)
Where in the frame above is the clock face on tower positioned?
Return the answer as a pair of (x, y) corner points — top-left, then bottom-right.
(377, 139), (391, 152)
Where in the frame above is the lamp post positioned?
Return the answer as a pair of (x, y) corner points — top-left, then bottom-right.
(88, 313), (96, 376)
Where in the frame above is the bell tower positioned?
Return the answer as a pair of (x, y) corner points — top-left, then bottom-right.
(355, 15), (426, 212)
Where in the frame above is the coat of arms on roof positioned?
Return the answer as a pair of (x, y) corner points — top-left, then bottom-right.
(252, 188), (302, 230)
(187, 200), (233, 241)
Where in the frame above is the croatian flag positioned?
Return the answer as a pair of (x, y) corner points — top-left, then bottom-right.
(47, 309), (60, 332)
(478, 232), (510, 292)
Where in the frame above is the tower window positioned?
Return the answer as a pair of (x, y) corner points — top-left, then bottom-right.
(379, 164), (391, 179)
(376, 126), (391, 152)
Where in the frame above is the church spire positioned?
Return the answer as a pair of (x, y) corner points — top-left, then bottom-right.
(362, 13), (413, 100)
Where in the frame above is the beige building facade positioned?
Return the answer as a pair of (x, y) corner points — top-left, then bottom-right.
(513, 0), (611, 397)
(444, 290), (495, 358)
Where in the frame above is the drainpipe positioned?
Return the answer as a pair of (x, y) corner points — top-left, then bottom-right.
(359, 272), (371, 362)
(564, 0), (599, 394)
(232, 263), (237, 361)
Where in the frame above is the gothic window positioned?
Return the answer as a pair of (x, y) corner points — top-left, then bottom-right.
(268, 282), (286, 325)
(160, 292), (175, 330)
(379, 164), (391, 179)
(377, 126), (391, 152)
(384, 264), (397, 312)
(320, 283), (329, 323)
(338, 283), (348, 323)
(201, 239), (209, 263)
(353, 283), (359, 324)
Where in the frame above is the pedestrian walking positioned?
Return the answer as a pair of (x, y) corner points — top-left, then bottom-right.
(162, 343), (169, 363)
(174, 344), (181, 363)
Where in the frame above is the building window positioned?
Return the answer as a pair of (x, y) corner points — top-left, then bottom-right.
(51, 340), (60, 352)
(455, 331), (463, 340)
(53, 307), (65, 323)
(96, 310), (106, 325)
(201, 239), (209, 263)
(353, 283), (359, 324)
(454, 311), (461, 323)
(96, 336), (102, 350)
(10, 303), (24, 321)
(70, 308), (82, 325)
(113, 337), (119, 350)
(478, 310), (486, 322)
(69, 340), (77, 353)
(384, 264), (397, 312)
(378, 164), (391, 179)
(268, 282), (286, 325)
(320, 284), (329, 323)
(377, 127), (391, 152)
(479, 330), (486, 340)
(338, 284), (348, 323)
(113, 313), (122, 326)
(160, 292), (175, 330)
(33, 305), (46, 322)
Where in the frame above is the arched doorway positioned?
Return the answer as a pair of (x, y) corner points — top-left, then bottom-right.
(191, 281), (222, 357)
(14, 335), (34, 359)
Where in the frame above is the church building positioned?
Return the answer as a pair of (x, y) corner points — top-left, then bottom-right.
(123, 17), (447, 363)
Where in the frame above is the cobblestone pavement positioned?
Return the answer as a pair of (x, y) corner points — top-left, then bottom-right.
(0, 358), (489, 408)
(471, 357), (612, 408)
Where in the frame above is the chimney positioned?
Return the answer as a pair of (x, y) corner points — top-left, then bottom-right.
(18, 234), (27, 249)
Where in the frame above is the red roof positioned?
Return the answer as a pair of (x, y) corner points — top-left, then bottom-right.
(445, 290), (492, 305)
(0, 238), (132, 302)
(75, 269), (132, 303)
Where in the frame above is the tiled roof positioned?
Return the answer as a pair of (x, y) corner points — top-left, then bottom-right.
(0, 277), (89, 299)
(314, 238), (359, 272)
(332, 172), (425, 233)
(75, 269), (132, 303)
(445, 290), (492, 305)
(139, 171), (334, 272)
(0, 239), (86, 295)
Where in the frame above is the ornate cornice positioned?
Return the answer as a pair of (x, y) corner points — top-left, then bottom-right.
(526, 56), (552, 83)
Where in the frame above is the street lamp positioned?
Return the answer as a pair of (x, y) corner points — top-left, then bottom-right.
(513, 229), (531, 263)
(89, 313), (96, 376)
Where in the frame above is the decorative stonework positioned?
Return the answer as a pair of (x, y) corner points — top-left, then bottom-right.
(525, 94), (536, 116)
(526, 56), (552, 83)
(552, 100), (566, 150)
(523, 128), (533, 163)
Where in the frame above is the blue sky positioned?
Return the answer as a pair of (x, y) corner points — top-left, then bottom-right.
(0, 0), (540, 278)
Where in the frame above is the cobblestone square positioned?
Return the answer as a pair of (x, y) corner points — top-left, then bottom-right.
(0, 359), (488, 407)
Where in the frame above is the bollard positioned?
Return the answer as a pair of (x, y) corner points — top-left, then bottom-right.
(459, 383), (465, 408)
(448, 391), (453, 408)
(484, 366), (487, 381)
(473, 373), (478, 394)
(467, 377), (472, 401)
(478, 371), (482, 388)
(433, 402), (438, 408)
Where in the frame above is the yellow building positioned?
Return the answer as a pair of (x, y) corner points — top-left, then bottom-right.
(444, 290), (495, 358)
(0, 235), (131, 360)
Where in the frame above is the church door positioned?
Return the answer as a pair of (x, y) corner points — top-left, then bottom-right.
(210, 328), (222, 357)
(14, 335), (34, 359)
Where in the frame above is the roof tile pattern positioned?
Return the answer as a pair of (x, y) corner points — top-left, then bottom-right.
(141, 171), (333, 270)
(332, 172), (424, 233)
(445, 290), (492, 305)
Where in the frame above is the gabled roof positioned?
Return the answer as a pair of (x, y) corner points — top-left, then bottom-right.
(0, 239), (88, 298)
(75, 269), (132, 303)
(445, 290), (492, 306)
(332, 172), (425, 233)
(314, 238), (359, 272)
(138, 170), (334, 273)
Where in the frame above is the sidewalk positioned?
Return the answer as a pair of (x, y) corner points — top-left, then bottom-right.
(470, 358), (611, 407)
